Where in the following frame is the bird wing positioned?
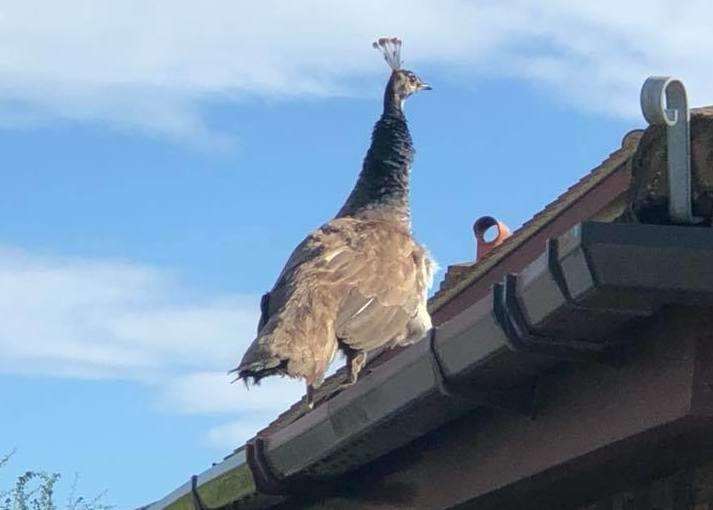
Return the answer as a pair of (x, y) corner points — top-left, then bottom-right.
(256, 292), (270, 333)
(266, 217), (432, 337)
(244, 216), (432, 383)
(326, 217), (433, 351)
(253, 223), (338, 337)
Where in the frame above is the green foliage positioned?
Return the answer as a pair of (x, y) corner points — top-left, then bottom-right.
(0, 451), (112, 510)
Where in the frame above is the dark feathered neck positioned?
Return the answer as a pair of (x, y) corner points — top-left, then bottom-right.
(336, 74), (413, 225)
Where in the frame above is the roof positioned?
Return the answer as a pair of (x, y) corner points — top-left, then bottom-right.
(430, 128), (643, 323)
(142, 120), (713, 510)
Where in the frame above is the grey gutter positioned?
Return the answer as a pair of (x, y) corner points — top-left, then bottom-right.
(139, 448), (284, 510)
(145, 221), (713, 509)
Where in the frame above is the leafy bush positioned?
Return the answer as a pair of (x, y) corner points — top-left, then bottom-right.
(0, 451), (112, 510)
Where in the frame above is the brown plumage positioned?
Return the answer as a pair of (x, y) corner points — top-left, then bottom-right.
(234, 37), (433, 407)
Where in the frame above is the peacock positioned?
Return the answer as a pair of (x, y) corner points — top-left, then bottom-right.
(233, 37), (434, 408)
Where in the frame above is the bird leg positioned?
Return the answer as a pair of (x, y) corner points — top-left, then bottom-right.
(340, 350), (367, 390)
(305, 383), (316, 410)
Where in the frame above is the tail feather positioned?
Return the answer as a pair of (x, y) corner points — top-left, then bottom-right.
(231, 336), (288, 385)
(231, 358), (287, 386)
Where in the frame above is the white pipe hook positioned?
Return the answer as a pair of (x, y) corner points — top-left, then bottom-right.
(640, 76), (699, 224)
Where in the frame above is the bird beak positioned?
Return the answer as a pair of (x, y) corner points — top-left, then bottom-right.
(419, 83), (432, 91)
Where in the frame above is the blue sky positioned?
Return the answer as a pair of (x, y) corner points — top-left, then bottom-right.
(0, 1), (709, 508)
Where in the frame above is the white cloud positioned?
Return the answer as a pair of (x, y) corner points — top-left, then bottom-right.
(0, 247), (253, 378)
(158, 371), (303, 416)
(2, 1), (713, 142)
(158, 372), (305, 448)
(0, 246), (309, 449)
(497, 1), (713, 119)
(205, 419), (272, 450)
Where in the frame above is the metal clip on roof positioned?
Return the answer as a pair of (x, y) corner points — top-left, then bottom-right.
(640, 76), (701, 224)
(246, 436), (285, 495)
(190, 475), (209, 510)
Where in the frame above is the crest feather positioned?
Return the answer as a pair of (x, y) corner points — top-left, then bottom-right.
(372, 37), (402, 71)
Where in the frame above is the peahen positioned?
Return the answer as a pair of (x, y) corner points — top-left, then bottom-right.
(233, 37), (434, 408)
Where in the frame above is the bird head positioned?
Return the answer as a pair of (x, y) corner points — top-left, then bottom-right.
(389, 69), (432, 99)
(373, 37), (431, 107)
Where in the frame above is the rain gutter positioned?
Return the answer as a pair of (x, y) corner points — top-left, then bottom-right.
(142, 221), (713, 510)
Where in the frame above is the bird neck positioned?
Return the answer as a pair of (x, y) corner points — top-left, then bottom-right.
(383, 75), (405, 116)
(336, 78), (413, 226)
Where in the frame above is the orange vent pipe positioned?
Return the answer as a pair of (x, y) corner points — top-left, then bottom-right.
(473, 216), (512, 261)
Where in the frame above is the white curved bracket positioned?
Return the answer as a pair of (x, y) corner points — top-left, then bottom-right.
(640, 76), (699, 224)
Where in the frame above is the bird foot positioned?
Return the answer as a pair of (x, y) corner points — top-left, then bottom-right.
(305, 384), (318, 411)
(337, 377), (358, 392)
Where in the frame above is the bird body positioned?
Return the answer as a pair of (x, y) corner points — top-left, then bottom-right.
(239, 214), (434, 385)
(235, 38), (433, 406)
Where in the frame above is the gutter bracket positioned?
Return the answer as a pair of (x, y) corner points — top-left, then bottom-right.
(640, 76), (702, 224)
(245, 436), (287, 496)
(546, 238), (572, 302)
(190, 475), (210, 510)
(427, 327), (454, 398)
(494, 275), (613, 361)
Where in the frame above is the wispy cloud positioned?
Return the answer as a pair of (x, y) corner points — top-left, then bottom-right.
(158, 371), (302, 416)
(0, 247), (242, 378)
(0, 246), (302, 449)
(1, 1), (712, 142)
(159, 372), (304, 447)
(204, 419), (273, 451)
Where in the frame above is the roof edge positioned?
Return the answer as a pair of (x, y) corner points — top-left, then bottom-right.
(428, 129), (644, 315)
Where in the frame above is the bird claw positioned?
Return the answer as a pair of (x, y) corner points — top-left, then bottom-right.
(337, 378), (358, 392)
(305, 384), (317, 411)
